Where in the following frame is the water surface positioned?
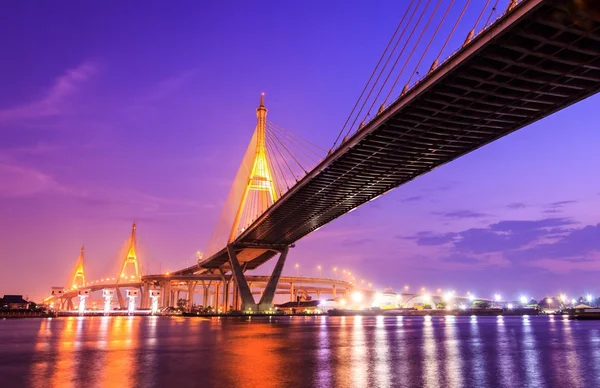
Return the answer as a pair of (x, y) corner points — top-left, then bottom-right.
(1, 315), (598, 387)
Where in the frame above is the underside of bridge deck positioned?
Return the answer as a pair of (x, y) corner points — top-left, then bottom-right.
(234, 0), (600, 249)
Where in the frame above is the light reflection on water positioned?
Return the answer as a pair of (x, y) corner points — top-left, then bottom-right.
(0, 315), (598, 387)
(422, 315), (439, 388)
(374, 316), (390, 388)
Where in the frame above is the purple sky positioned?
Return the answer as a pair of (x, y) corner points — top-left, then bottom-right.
(1, 1), (600, 302)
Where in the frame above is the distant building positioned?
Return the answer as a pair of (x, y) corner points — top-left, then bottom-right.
(0, 295), (31, 310)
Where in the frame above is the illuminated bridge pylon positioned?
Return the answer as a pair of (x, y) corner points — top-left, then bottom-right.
(70, 245), (85, 289)
(116, 221), (141, 308)
(229, 93), (278, 242)
(212, 94), (326, 313)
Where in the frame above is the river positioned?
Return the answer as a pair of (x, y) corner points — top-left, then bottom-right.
(1, 315), (599, 387)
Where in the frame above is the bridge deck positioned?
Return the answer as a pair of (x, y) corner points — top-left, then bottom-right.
(191, 0), (600, 273)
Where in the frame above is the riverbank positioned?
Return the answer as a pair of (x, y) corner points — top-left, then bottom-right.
(328, 308), (541, 317)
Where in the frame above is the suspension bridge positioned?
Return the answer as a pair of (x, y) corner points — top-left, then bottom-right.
(49, 0), (600, 313)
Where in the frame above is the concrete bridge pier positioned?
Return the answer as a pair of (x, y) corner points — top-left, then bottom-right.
(214, 282), (220, 312)
(202, 281), (211, 308)
(227, 244), (289, 313)
(162, 280), (171, 308)
(187, 281), (197, 311)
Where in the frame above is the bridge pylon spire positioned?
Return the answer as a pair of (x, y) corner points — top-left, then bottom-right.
(70, 245), (85, 289)
(118, 221), (140, 282)
(229, 93), (278, 242)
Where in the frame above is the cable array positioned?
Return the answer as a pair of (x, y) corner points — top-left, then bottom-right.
(266, 120), (326, 196)
(227, 121), (327, 238)
(330, 0), (522, 152)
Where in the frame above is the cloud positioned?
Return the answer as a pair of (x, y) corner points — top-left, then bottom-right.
(143, 69), (198, 102)
(543, 209), (561, 214)
(405, 216), (600, 273)
(0, 159), (207, 218)
(342, 238), (375, 247)
(0, 61), (96, 123)
(507, 202), (527, 210)
(433, 210), (490, 219)
(401, 196), (424, 202)
(440, 255), (482, 264)
(0, 162), (67, 197)
(401, 231), (456, 246)
(543, 200), (577, 214)
(488, 218), (573, 232)
(548, 200), (577, 207)
(451, 218), (575, 254)
(507, 223), (600, 262)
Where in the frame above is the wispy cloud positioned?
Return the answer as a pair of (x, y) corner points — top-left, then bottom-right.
(0, 61), (96, 123)
(405, 217), (600, 274)
(401, 195), (424, 202)
(546, 200), (577, 208)
(341, 238), (375, 247)
(433, 210), (490, 219)
(0, 162), (67, 197)
(400, 231), (456, 246)
(142, 69), (198, 102)
(543, 209), (561, 214)
(507, 202), (527, 210)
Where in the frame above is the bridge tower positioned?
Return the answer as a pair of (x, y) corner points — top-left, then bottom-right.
(70, 245), (85, 289)
(225, 94), (289, 313)
(119, 222), (141, 281)
(229, 93), (278, 242)
(115, 222), (141, 308)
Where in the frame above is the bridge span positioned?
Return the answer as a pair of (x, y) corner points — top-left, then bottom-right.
(48, 0), (600, 314)
(172, 0), (600, 312)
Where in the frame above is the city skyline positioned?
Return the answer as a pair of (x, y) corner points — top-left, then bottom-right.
(2, 1), (600, 301)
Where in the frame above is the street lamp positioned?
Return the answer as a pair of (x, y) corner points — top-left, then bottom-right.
(295, 263), (299, 277)
(587, 294), (593, 305)
(494, 294), (501, 302)
(520, 295), (528, 305)
(333, 267), (338, 279)
(317, 265), (322, 278)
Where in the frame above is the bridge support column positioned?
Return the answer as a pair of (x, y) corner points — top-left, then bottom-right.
(227, 244), (257, 312)
(116, 286), (126, 309)
(227, 244), (291, 313)
(258, 245), (289, 311)
(139, 283), (145, 309)
(223, 281), (230, 312)
(163, 280), (171, 308)
(215, 282), (220, 312)
(290, 283), (294, 302)
(187, 281), (197, 311)
(202, 281), (212, 308)
(231, 283), (237, 310)
(219, 269), (230, 312)
(141, 283), (150, 309)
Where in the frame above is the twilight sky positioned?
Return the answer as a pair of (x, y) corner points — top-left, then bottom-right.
(1, 1), (599, 301)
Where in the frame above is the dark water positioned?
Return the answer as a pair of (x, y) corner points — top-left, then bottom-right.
(1, 315), (599, 387)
